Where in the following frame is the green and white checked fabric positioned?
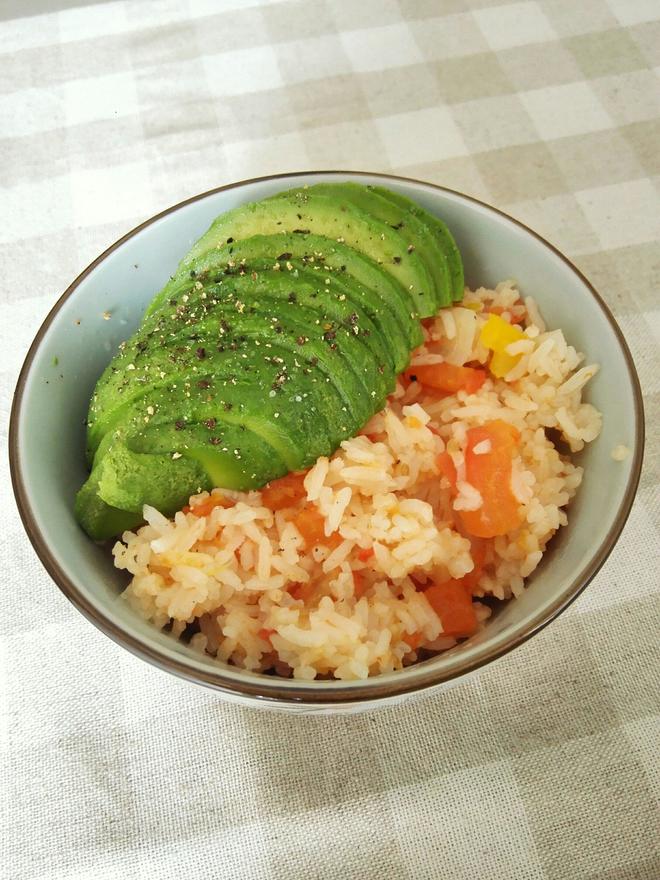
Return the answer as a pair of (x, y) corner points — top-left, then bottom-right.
(1, 1), (658, 878)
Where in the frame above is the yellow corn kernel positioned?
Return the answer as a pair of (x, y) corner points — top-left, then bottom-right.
(480, 313), (525, 353)
(480, 313), (526, 377)
(490, 350), (520, 378)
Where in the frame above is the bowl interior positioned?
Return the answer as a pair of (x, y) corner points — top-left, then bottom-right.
(11, 172), (642, 703)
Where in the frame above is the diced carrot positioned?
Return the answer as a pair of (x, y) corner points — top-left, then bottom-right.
(188, 494), (233, 517)
(292, 504), (342, 549)
(288, 581), (316, 603)
(403, 632), (423, 650)
(352, 571), (369, 599)
(182, 505), (191, 514)
(461, 536), (487, 594)
(406, 362), (487, 395)
(258, 628), (275, 643)
(458, 420), (523, 538)
(261, 471), (307, 510)
(357, 546), (374, 562)
(424, 580), (478, 638)
(436, 451), (457, 488)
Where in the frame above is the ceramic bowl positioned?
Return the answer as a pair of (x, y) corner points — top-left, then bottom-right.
(9, 171), (644, 712)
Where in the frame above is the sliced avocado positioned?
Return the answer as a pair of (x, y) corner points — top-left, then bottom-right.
(76, 432), (211, 541)
(127, 418), (289, 490)
(214, 264), (396, 398)
(302, 182), (452, 308)
(372, 186), (464, 301)
(146, 233), (423, 355)
(75, 477), (144, 542)
(95, 330), (358, 472)
(175, 234), (416, 373)
(173, 190), (436, 318)
(88, 266), (396, 456)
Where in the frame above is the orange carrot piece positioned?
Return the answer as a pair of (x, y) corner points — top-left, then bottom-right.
(188, 494), (233, 517)
(352, 571), (369, 599)
(288, 581), (317, 603)
(357, 546), (375, 562)
(403, 632), (423, 650)
(258, 628), (275, 643)
(436, 451), (457, 488)
(261, 471), (307, 510)
(293, 505), (342, 549)
(424, 580), (478, 638)
(406, 362), (487, 395)
(458, 420), (523, 538)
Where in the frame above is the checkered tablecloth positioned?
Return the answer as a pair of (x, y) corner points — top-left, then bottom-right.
(1, 1), (658, 878)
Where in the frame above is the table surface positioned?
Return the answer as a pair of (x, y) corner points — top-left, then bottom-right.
(1, 1), (659, 878)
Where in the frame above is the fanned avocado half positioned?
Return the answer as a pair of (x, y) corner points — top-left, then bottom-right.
(76, 183), (465, 540)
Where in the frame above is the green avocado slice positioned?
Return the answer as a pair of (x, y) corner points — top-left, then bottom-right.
(174, 190), (436, 317)
(372, 186), (465, 301)
(146, 232), (423, 355)
(182, 235), (416, 373)
(87, 266), (396, 457)
(301, 183), (452, 308)
(76, 431), (211, 541)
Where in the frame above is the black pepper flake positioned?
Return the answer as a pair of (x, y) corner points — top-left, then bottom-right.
(197, 379), (211, 389)
(209, 436), (221, 445)
(169, 298), (177, 307)
(205, 418), (216, 429)
(190, 269), (196, 278)
(407, 244), (415, 253)
(287, 291), (297, 303)
(136, 340), (147, 352)
(217, 344), (226, 352)
(378, 364), (385, 374)
(323, 330), (336, 342)
(175, 420), (185, 430)
(223, 402), (233, 411)
(226, 237), (234, 243)
(278, 253), (292, 261)
(274, 325), (283, 334)
(393, 256), (401, 264)
(292, 228), (310, 234)
(195, 347), (206, 360)
(409, 374), (417, 382)
(308, 356), (319, 367)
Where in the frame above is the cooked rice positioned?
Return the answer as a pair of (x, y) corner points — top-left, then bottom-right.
(114, 281), (602, 681)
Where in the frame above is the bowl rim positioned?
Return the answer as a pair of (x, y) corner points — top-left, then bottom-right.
(9, 170), (645, 706)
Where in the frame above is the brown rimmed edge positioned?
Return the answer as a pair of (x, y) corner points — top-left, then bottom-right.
(9, 170), (645, 707)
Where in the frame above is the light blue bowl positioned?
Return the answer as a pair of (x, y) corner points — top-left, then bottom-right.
(9, 172), (644, 712)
